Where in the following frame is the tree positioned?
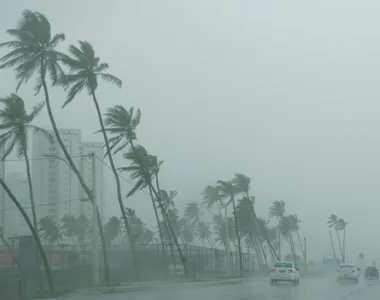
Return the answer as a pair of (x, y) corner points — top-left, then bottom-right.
(75, 214), (90, 244)
(0, 178), (54, 291)
(39, 217), (61, 245)
(104, 216), (121, 246)
(196, 221), (215, 248)
(0, 94), (52, 230)
(60, 41), (136, 278)
(279, 215), (297, 266)
(0, 10), (111, 285)
(268, 200), (286, 261)
(216, 179), (243, 277)
(233, 174), (280, 261)
(61, 215), (78, 244)
(328, 214), (347, 263)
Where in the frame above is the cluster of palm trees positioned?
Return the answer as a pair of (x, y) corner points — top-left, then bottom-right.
(0, 9), (192, 291)
(328, 214), (348, 264)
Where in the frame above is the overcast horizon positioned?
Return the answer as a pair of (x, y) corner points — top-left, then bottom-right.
(1, 1), (380, 263)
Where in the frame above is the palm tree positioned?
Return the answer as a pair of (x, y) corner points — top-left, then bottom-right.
(337, 218), (347, 263)
(102, 106), (189, 278)
(0, 178), (54, 291)
(184, 202), (200, 228)
(202, 185), (223, 218)
(39, 217), (61, 245)
(104, 217), (121, 246)
(217, 179), (243, 277)
(233, 174), (280, 261)
(61, 215), (77, 244)
(197, 221), (215, 248)
(60, 41), (135, 278)
(328, 214), (346, 262)
(279, 215), (297, 266)
(0, 10), (110, 285)
(269, 200), (286, 260)
(0, 94), (52, 230)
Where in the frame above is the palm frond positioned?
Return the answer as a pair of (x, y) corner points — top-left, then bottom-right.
(100, 73), (122, 88)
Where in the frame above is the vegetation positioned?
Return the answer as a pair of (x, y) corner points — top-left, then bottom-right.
(0, 8), (351, 296)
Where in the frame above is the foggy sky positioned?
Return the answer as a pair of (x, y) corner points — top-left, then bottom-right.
(1, 0), (380, 262)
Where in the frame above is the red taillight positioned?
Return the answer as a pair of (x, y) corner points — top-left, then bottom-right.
(288, 269), (295, 273)
(336, 269), (340, 272)
(271, 269), (276, 273)
(352, 269), (356, 273)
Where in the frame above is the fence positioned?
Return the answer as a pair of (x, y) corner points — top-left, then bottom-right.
(0, 243), (257, 285)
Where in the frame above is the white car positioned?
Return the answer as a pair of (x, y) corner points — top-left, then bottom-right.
(336, 263), (360, 283)
(270, 261), (300, 285)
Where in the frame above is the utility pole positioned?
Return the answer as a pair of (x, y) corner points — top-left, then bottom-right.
(91, 152), (99, 285)
(224, 205), (231, 276)
(304, 237), (307, 273)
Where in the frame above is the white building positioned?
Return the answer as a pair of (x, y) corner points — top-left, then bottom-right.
(3, 172), (31, 237)
(32, 129), (105, 223)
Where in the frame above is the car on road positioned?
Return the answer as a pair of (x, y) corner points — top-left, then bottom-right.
(270, 261), (300, 285)
(336, 263), (360, 283)
(364, 266), (379, 280)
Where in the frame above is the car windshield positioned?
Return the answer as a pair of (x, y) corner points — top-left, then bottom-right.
(339, 264), (355, 268)
(274, 263), (293, 268)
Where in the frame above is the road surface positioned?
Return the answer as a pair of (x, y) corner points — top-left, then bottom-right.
(50, 276), (380, 300)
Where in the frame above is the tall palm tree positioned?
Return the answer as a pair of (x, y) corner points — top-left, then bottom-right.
(279, 215), (297, 266)
(328, 214), (345, 262)
(233, 173), (280, 261)
(184, 201), (200, 228)
(269, 200), (286, 260)
(0, 94), (52, 230)
(0, 10), (111, 285)
(217, 179), (243, 277)
(202, 185), (223, 218)
(0, 178), (54, 291)
(337, 218), (347, 263)
(59, 41), (135, 278)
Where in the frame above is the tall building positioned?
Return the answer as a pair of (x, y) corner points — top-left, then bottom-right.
(32, 129), (105, 223)
(4, 172), (31, 237)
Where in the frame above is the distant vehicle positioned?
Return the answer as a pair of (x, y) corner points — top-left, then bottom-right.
(270, 261), (300, 285)
(336, 263), (360, 283)
(364, 266), (379, 280)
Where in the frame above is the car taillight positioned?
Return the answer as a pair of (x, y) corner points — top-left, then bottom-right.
(288, 269), (295, 273)
(352, 269), (356, 273)
(336, 269), (340, 272)
(271, 269), (276, 273)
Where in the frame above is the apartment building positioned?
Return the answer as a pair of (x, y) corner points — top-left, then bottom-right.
(32, 129), (105, 223)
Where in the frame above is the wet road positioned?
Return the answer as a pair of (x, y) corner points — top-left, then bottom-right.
(54, 276), (380, 300)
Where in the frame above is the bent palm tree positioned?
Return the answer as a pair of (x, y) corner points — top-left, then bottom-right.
(0, 94), (51, 230)
(269, 200), (286, 260)
(0, 10), (110, 285)
(0, 178), (54, 291)
(233, 173), (280, 261)
(217, 179), (243, 277)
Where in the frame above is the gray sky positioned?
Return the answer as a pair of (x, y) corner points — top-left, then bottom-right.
(1, 0), (380, 262)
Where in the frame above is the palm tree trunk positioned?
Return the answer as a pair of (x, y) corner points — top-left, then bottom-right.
(295, 230), (306, 266)
(289, 235), (297, 268)
(335, 229), (344, 262)
(40, 60), (110, 286)
(257, 239), (268, 265)
(250, 203), (280, 261)
(147, 186), (168, 275)
(23, 146), (42, 289)
(153, 176), (177, 276)
(0, 178), (54, 292)
(329, 230), (339, 264)
(231, 196), (243, 278)
(91, 91), (140, 280)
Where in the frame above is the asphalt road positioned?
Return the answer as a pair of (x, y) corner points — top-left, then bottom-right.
(51, 276), (380, 300)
